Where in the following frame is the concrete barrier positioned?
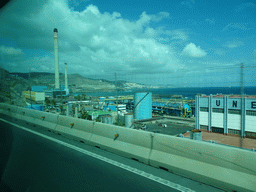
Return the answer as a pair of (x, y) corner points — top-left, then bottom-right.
(29, 110), (59, 130)
(90, 123), (152, 164)
(15, 107), (37, 124)
(1, 104), (255, 191)
(149, 134), (256, 192)
(0, 103), (18, 118)
(55, 115), (95, 144)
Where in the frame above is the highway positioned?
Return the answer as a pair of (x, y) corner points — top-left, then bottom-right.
(0, 116), (224, 192)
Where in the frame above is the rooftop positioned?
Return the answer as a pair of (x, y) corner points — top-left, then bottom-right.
(200, 95), (256, 99)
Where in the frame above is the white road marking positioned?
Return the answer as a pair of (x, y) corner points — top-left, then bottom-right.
(0, 118), (195, 192)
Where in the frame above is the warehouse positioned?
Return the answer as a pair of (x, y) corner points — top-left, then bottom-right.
(23, 91), (45, 102)
(195, 95), (256, 138)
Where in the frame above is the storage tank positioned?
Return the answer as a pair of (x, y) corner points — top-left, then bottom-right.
(125, 113), (134, 128)
(134, 92), (152, 120)
(102, 115), (113, 124)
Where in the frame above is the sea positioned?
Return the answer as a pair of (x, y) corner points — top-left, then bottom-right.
(76, 86), (256, 99)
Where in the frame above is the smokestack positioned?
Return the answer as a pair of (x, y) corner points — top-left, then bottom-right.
(54, 28), (60, 89)
(65, 63), (68, 90)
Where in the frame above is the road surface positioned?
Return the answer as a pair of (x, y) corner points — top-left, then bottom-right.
(0, 115), (224, 192)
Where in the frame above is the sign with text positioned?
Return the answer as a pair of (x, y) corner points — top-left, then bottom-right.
(199, 97), (256, 111)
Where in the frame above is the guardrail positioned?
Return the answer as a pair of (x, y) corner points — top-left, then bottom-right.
(0, 103), (255, 192)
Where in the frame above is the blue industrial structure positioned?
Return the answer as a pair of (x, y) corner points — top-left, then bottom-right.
(134, 92), (152, 120)
(99, 97), (106, 102)
(31, 86), (48, 92)
(25, 104), (43, 111)
(152, 101), (195, 117)
(103, 105), (117, 111)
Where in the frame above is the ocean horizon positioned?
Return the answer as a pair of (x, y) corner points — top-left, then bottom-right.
(76, 86), (256, 99)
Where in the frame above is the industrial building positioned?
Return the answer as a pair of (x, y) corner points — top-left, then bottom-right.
(52, 28), (69, 96)
(31, 86), (48, 92)
(103, 104), (126, 112)
(152, 101), (195, 117)
(23, 91), (45, 102)
(195, 95), (256, 137)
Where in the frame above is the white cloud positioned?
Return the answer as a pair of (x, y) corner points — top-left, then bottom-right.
(0, 0), (181, 80)
(0, 45), (25, 67)
(163, 29), (189, 41)
(182, 43), (207, 57)
(223, 40), (244, 48)
(235, 3), (256, 12)
(222, 23), (248, 31)
(181, 0), (195, 8)
(213, 48), (226, 55)
(0, 45), (24, 55)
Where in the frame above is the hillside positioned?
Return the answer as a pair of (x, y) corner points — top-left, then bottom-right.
(9, 72), (157, 93)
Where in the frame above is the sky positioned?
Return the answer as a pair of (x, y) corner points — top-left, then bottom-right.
(0, 0), (255, 87)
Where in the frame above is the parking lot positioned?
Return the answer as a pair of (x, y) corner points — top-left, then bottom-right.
(135, 118), (195, 136)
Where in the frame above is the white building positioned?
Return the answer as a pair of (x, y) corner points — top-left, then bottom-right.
(23, 91), (45, 102)
(195, 95), (256, 137)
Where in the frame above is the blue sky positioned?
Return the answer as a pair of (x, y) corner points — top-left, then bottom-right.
(0, 0), (255, 87)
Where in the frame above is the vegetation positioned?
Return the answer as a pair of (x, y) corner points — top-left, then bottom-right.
(51, 99), (56, 106)
(45, 98), (51, 105)
(81, 94), (86, 100)
(74, 95), (81, 101)
(95, 116), (101, 122)
(114, 116), (124, 126)
(81, 111), (89, 120)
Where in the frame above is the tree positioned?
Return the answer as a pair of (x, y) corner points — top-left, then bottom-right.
(114, 116), (124, 126)
(95, 116), (101, 122)
(45, 98), (50, 105)
(81, 111), (89, 120)
(82, 94), (86, 100)
(74, 95), (81, 101)
(51, 99), (56, 106)
(60, 105), (63, 113)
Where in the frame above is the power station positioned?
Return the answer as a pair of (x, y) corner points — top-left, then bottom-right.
(64, 63), (69, 95)
(52, 28), (69, 97)
(53, 28), (59, 90)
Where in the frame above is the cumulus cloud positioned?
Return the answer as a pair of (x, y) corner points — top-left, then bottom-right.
(0, 0), (181, 81)
(0, 45), (24, 55)
(163, 29), (189, 41)
(182, 43), (207, 57)
(0, 45), (25, 66)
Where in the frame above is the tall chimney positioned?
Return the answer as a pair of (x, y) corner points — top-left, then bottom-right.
(53, 28), (60, 89)
(65, 63), (68, 90)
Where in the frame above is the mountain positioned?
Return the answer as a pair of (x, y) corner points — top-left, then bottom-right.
(9, 72), (158, 93)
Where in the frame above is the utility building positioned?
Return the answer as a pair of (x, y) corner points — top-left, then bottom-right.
(23, 91), (45, 102)
(195, 95), (256, 137)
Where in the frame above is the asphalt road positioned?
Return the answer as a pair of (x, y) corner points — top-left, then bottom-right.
(0, 115), (224, 192)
